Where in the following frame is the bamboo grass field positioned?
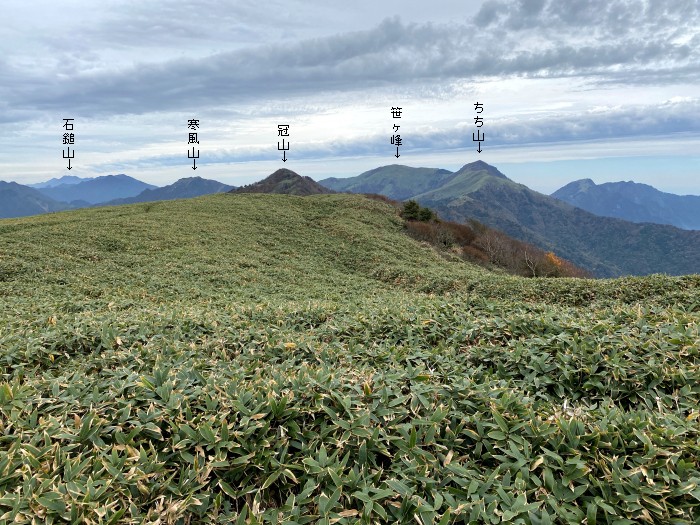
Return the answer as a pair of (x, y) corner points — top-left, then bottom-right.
(1, 193), (699, 523)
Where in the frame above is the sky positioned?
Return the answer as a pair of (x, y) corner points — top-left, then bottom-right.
(2, 0), (699, 195)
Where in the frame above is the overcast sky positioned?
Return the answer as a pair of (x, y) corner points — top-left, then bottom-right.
(2, 0), (699, 194)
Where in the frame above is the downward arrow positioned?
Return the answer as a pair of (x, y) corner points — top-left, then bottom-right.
(67, 158), (72, 170)
(477, 143), (482, 153)
(282, 151), (287, 162)
(192, 158), (197, 170)
(395, 147), (400, 158)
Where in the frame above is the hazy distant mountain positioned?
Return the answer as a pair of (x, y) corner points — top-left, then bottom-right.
(0, 181), (72, 218)
(552, 179), (700, 230)
(36, 174), (157, 205)
(321, 161), (700, 277)
(232, 168), (334, 196)
(28, 175), (95, 188)
(101, 177), (233, 206)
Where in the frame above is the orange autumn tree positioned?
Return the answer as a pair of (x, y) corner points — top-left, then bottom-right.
(541, 251), (563, 276)
(545, 251), (563, 268)
(542, 251), (590, 278)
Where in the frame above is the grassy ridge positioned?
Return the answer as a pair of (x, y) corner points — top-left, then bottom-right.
(1, 193), (699, 524)
(0, 194), (488, 303)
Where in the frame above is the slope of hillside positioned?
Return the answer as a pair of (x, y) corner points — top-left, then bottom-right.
(425, 178), (700, 277)
(411, 161), (514, 201)
(552, 178), (700, 230)
(0, 180), (73, 218)
(233, 168), (334, 196)
(102, 176), (233, 206)
(1, 194), (698, 524)
(323, 162), (700, 277)
(321, 165), (455, 200)
(37, 174), (157, 204)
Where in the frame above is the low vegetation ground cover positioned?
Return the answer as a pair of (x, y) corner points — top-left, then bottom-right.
(0, 194), (698, 523)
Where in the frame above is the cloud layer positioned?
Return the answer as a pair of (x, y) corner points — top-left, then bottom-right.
(2, 0), (699, 188)
(4, 1), (698, 120)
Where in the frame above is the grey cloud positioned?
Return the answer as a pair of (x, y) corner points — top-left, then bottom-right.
(495, 0), (548, 30)
(356, 99), (700, 154)
(474, 1), (506, 26)
(90, 99), (700, 172)
(6, 2), (700, 121)
(473, 0), (699, 32)
(475, 0), (700, 41)
(320, 99), (700, 153)
(412, 99), (700, 149)
(11, 18), (450, 116)
(591, 63), (700, 87)
(67, 0), (338, 49)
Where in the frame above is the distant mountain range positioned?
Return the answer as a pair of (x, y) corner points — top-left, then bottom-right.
(36, 174), (157, 205)
(232, 168), (334, 196)
(321, 161), (700, 277)
(3, 165), (699, 278)
(0, 174), (234, 219)
(102, 177), (233, 206)
(0, 181), (72, 219)
(552, 179), (700, 230)
(28, 175), (96, 189)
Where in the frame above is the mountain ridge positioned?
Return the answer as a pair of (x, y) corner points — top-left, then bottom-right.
(0, 181), (73, 219)
(28, 175), (96, 188)
(101, 177), (233, 206)
(37, 174), (157, 205)
(321, 162), (700, 277)
(232, 168), (334, 196)
(552, 178), (700, 230)
(320, 165), (456, 201)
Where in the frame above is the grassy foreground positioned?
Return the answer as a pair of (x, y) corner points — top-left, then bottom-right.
(0, 193), (699, 524)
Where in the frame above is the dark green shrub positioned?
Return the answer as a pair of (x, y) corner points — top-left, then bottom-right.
(402, 200), (421, 220)
(417, 206), (434, 222)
